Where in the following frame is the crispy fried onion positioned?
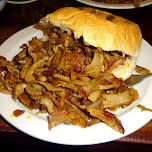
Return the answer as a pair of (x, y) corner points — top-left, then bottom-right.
(25, 56), (48, 83)
(0, 25), (144, 134)
(40, 97), (55, 114)
(14, 83), (27, 100)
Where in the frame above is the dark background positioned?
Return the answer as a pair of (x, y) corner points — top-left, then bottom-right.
(0, 0), (152, 151)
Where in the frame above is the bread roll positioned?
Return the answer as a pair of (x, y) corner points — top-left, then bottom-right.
(40, 7), (142, 80)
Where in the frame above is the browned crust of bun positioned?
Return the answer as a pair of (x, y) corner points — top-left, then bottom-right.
(40, 7), (142, 57)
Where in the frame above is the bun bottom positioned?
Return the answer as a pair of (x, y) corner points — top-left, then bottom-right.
(111, 57), (137, 80)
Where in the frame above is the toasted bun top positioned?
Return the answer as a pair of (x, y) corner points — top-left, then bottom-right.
(40, 7), (142, 57)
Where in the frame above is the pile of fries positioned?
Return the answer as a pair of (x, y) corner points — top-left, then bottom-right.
(0, 24), (139, 134)
(92, 0), (144, 8)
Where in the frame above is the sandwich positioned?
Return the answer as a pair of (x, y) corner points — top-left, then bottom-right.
(0, 7), (141, 134)
(39, 7), (142, 80)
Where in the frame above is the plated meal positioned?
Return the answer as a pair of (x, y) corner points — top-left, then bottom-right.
(92, 0), (144, 8)
(0, 7), (152, 144)
(76, 0), (152, 9)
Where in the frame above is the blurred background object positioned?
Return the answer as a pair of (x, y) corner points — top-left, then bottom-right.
(7, 0), (37, 4)
(0, 0), (6, 11)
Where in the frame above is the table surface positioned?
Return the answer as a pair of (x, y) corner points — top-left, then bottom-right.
(0, 0), (152, 151)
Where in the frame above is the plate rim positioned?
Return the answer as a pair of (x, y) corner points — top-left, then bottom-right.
(76, 0), (152, 9)
(7, 0), (37, 4)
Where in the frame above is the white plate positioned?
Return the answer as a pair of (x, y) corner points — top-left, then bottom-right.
(7, 0), (37, 4)
(76, 0), (152, 9)
(0, 25), (152, 145)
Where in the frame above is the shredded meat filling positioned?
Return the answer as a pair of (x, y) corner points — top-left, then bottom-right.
(0, 23), (140, 134)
